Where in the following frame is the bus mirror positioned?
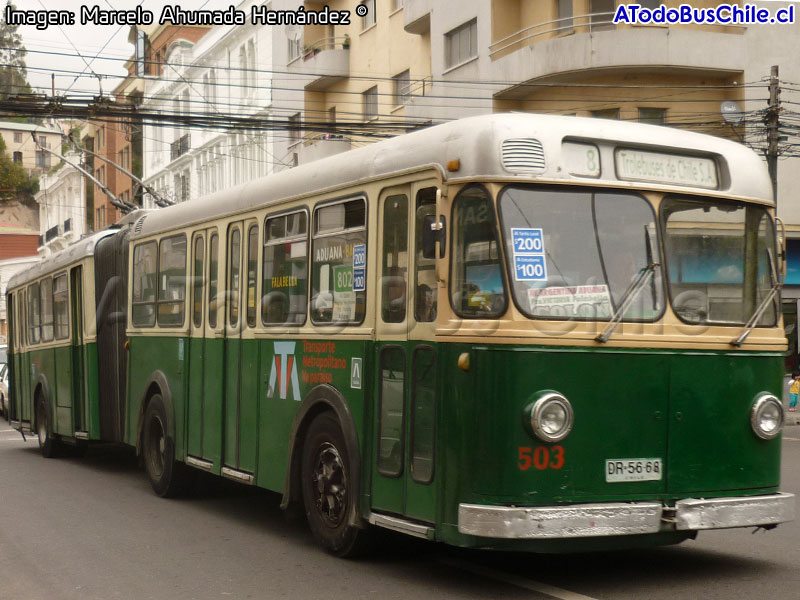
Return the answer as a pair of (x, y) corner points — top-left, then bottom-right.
(422, 215), (446, 259)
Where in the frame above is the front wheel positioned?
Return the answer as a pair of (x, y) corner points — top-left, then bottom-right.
(301, 412), (368, 557)
(142, 394), (191, 497)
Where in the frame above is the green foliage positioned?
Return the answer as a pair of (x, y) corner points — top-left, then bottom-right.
(0, 133), (38, 197)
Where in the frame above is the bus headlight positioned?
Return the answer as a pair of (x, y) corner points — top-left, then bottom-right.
(525, 392), (574, 443)
(751, 394), (783, 440)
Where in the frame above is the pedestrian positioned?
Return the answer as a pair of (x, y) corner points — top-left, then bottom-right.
(789, 372), (800, 412)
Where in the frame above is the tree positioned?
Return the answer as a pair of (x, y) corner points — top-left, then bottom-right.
(0, 135), (38, 197)
(0, 1), (33, 99)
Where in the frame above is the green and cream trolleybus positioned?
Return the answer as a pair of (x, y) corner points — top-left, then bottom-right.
(7, 114), (794, 555)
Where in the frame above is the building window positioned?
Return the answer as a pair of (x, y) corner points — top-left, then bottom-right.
(13, 132), (22, 143)
(445, 19), (477, 69)
(590, 0), (615, 30)
(638, 107), (666, 125)
(558, 0), (573, 32)
(96, 206), (106, 230)
(392, 0), (404, 10)
(35, 151), (50, 169)
(592, 108), (620, 120)
(393, 70), (411, 106)
(135, 29), (146, 76)
(289, 112), (302, 143)
(363, 86), (378, 121)
(362, 0), (376, 29)
(12, 151), (21, 163)
(288, 35), (302, 61)
(38, 135), (47, 148)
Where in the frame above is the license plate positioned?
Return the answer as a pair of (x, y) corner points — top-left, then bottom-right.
(605, 458), (662, 482)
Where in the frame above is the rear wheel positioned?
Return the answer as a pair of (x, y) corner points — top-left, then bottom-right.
(36, 395), (63, 458)
(142, 394), (191, 497)
(301, 412), (368, 557)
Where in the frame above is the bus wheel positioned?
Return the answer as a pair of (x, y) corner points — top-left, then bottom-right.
(142, 394), (191, 497)
(301, 413), (367, 557)
(36, 395), (62, 458)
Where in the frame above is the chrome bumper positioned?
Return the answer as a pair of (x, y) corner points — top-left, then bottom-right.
(458, 493), (795, 539)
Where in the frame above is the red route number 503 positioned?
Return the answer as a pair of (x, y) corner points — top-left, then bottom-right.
(518, 446), (565, 471)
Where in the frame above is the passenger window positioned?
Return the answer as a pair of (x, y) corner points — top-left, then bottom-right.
(158, 235), (187, 327)
(53, 274), (69, 340)
(192, 236), (205, 328)
(414, 188), (438, 323)
(132, 241), (157, 327)
(311, 198), (366, 325)
(263, 211), (308, 325)
(208, 234), (219, 328)
(246, 225), (258, 327)
(451, 186), (507, 318)
(229, 228), (241, 327)
(28, 283), (40, 344)
(382, 194), (408, 323)
(40, 277), (54, 342)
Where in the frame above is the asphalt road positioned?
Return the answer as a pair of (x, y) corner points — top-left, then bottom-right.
(2, 421), (800, 600)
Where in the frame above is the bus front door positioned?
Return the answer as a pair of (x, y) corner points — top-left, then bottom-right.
(371, 183), (439, 525)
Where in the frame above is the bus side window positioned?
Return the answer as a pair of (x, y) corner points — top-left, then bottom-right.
(28, 282), (40, 344)
(132, 241), (157, 327)
(311, 198), (367, 325)
(208, 234), (219, 328)
(246, 224), (258, 328)
(415, 187), (438, 323)
(451, 186), (508, 318)
(229, 228), (241, 327)
(40, 277), (54, 342)
(382, 194), (408, 323)
(53, 273), (69, 340)
(192, 236), (205, 328)
(263, 211), (308, 326)
(158, 235), (187, 327)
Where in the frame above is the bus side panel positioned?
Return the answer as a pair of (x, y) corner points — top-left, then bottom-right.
(126, 336), (186, 455)
(238, 337), (260, 474)
(54, 344), (74, 436)
(255, 339), (368, 495)
(203, 337), (224, 469)
(186, 335), (204, 457)
(85, 342), (102, 439)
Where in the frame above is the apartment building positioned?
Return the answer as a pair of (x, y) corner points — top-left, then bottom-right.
(0, 122), (62, 175)
(142, 1), (275, 203)
(34, 153), (87, 257)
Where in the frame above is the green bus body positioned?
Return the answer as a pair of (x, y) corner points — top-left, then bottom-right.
(6, 114), (794, 555)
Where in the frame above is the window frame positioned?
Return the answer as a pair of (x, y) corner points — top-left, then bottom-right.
(131, 240), (158, 328)
(311, 195), (368, 326)
(363, 86), (378, 121)
(262, 208), (310, 327)
(53, 272), (70, 340)
(157, 234), (188, 328)
(444, 18), (478, 70)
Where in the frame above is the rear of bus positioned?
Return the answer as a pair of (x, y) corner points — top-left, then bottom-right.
(435, 120), (793, 551)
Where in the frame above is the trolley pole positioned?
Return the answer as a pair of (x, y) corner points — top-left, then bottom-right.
(766, 65), (780, 206)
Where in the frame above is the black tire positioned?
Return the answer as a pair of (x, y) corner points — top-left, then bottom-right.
(142, 394), (192, 497)
(36, 394), (63, 458)
(301, 412), (368, 557)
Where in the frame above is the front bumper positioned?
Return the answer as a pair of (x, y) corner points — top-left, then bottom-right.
(458, 493), (795, 539)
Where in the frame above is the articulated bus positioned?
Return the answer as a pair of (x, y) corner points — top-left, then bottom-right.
(7, 114), (794, 556)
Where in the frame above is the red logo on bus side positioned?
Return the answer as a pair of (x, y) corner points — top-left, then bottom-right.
(518, 446), (564, 471)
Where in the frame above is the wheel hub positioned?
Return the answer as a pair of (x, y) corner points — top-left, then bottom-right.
(311, 442), (347, 527)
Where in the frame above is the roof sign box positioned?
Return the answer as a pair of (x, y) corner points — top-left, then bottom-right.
(615, 148), (718, 190)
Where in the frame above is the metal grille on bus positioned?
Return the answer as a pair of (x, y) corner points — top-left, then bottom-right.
(133, 215), (147, 234)
(501, 138), (546, 173)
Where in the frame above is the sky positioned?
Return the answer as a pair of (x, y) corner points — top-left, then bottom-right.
(16, 0), (231, 97)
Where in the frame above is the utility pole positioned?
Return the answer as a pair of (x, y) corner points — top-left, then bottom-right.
(766, 65), (780, 205)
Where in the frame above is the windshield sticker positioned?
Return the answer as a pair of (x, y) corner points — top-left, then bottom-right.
(528, 285), (612, 318)
(511, 228), (547, 281)
(332, 264), (356, 321)
(352, 244), (366, 292)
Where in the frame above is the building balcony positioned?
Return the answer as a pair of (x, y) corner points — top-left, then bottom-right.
(287, 38), (350, 91)
(490, 13), (746, 98)
(295, 133), (352, 165)
(403, 0), (432, 34)
(170, 134), (191, 161)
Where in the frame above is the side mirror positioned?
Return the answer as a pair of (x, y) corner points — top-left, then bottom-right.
(422, 215), (446, 259)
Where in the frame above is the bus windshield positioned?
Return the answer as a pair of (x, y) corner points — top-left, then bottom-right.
(498, 185), (663, 321)
(661, 197), (778, 326)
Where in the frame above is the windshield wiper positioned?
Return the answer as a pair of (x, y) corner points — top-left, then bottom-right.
(731, 249), (781, 347)
(596, 263), (659, 343)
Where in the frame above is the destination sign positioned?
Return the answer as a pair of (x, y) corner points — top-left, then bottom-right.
(614, 148), (718, 189)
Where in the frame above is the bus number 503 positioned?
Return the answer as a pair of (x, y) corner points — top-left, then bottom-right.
(518, 446), (565, 471)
